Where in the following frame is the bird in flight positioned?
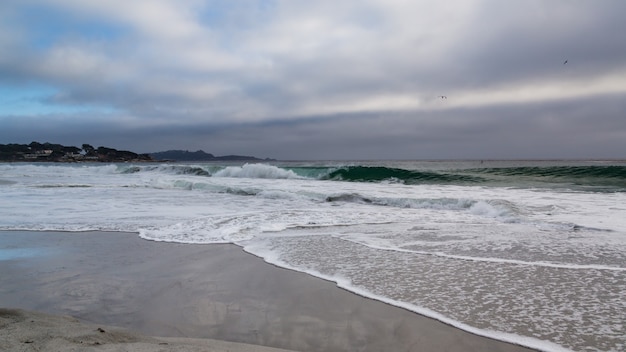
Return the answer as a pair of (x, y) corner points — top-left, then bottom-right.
(563, 60), (568, 65)
(438, 95), (447, 99)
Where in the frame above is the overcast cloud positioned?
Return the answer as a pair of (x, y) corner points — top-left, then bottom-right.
(1, 0), (625, 159)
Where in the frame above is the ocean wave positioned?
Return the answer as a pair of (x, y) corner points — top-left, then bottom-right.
(325, 193), (475, 208)
(105, 163), (626, 191)
(470, 165), (626, 190)
(32, 184), (93, 188)
(283, 164), (626, 191)
(117, 164), (211, 176)
(213, 163), (303, 179)
(321, 166), (486, 184)
(474, 165), (626, 179)
(324, 194), (519, 218)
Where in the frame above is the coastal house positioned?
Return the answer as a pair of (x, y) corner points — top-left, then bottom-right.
(24, 150), (54, 159)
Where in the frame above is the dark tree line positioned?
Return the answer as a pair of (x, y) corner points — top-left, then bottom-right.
(0, 142), (152, 162)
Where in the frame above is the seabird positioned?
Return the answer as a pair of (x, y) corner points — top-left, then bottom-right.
(438, 95), (447, 99)
(563, 60), (568, 65)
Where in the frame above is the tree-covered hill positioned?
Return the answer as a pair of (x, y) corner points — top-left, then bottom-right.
(0, 142), (152, 162)
(150, 150), (274, 162)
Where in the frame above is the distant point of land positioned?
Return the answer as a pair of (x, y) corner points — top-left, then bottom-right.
(150, 150), (275, 162)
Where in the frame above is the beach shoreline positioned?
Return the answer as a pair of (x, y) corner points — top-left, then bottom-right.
(0, 230), (536, 352)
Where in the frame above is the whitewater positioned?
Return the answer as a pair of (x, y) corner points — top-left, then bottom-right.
(1, 160), (625, 352)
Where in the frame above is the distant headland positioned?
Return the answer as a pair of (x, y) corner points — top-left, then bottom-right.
(0, 142), (273, 162)
(149, 149), (275, 162)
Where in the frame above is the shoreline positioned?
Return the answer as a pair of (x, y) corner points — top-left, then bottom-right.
(1, 230), (537, 352)
(241, 245), (572, 352)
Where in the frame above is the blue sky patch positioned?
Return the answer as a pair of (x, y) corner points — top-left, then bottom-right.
(16, 3), (128, 51)
(0, 85), (118, 116)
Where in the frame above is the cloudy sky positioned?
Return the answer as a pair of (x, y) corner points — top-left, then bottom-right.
(1, 0), (625, 160)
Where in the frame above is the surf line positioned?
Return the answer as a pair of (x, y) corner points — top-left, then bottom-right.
(337, 237), (626, 271)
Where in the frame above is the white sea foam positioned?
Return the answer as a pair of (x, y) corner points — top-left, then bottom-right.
(242, 239), (575, 352)
(213, 163), (302, 179)
(1, 162), (625, 352)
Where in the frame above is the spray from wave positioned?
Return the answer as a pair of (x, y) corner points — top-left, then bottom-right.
(213, 163), (303, 179)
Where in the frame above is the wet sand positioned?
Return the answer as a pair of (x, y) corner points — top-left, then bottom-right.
(0, 230), (536, 352)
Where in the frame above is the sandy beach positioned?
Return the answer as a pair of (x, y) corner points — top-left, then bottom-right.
(0, 308), (296, 352)
(0, 230), (536, 352)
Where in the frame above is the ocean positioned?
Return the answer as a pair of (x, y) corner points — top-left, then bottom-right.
(1, 160), (625, 352)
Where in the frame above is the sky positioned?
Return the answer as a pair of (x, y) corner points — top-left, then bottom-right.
(1, 0), (625, 160)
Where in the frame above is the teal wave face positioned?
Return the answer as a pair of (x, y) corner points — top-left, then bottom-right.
(474, 166), (626, 179)
(471, 166), (626, 190)
(302, 164), (626, 191)
(322, 166), (486, 184)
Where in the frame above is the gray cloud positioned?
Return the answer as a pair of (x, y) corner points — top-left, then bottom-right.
(2, 93), (624, 160)
(1, 0), (625, 159)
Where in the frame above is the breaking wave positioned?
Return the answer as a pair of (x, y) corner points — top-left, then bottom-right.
(321, 166), (485, 184)
(113, 163), (626, 191)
